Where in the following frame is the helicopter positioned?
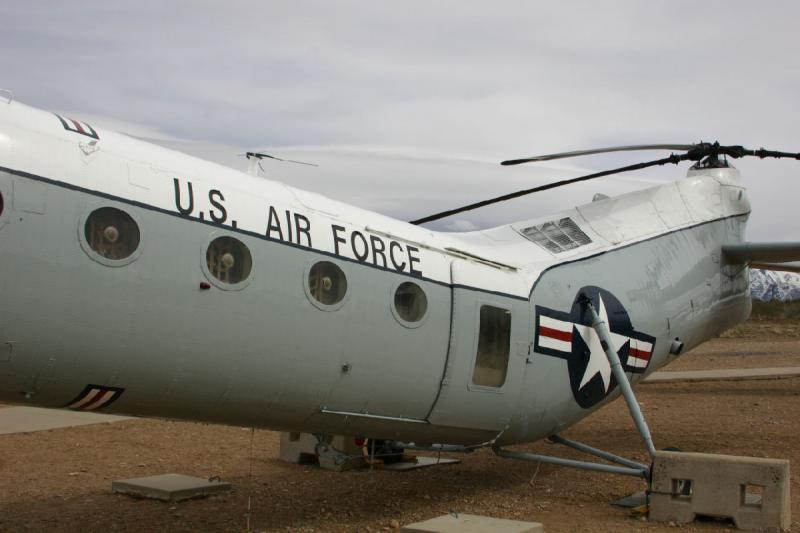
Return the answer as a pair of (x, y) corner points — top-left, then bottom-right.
(0, 94), (798, 477)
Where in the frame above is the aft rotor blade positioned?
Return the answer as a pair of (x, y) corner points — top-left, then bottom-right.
(410, 153), (685, 225)
(502, 144), (696, 165)
(737, 147), (800, 160)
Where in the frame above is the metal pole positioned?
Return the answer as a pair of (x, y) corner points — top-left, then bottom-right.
(547, 435), (648, 471)
(392, 442), (476, 453)
(494, 447), (648, 478)
(585, 300), (657, 458)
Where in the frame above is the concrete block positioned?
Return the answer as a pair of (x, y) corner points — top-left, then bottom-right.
(650, 451), (790, 532)
(279, 432), (364, 471)
(401, 513), (543, 533)
(278, 432), (320, 464)
(112, 473), (231, 501)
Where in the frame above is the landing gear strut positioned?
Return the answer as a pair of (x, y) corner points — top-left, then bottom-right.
(494, 296), (655, 479)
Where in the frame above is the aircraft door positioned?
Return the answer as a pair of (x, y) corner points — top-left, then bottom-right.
(319, 261), (453, 421)
(427, 260), (528, 434)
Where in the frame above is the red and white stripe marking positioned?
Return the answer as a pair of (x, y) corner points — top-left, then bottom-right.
(54, 113), (99, 139)
(69, 387), (119, 411)
(627, 338), (653, 369)
(538, 315), (574, 352)
(537, 315), (653, 370)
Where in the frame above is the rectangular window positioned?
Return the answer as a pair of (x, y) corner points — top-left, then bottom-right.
(472, 306), (511, 387)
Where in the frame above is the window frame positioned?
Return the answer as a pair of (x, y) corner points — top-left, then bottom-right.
(201, 232), (254, 291)
(0, 180), (8, 231)
(468, 301), (513, 391)
(390, 279), (429, 328)
(303, 258), (349, 311)
(78, 204), (143, 267)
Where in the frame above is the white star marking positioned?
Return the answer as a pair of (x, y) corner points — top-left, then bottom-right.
(573, 295), (629, 392)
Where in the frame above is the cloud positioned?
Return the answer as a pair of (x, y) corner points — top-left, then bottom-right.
(0, 1), (798, 240)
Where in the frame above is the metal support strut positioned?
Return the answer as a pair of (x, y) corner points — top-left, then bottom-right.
(584, 298), (657, 458)
(547, 434), (647, 471)
(492, 296), (658, 478)
(493, 446), (647, 478)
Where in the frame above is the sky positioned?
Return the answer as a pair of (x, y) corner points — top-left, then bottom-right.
(1, 1), (798, 238)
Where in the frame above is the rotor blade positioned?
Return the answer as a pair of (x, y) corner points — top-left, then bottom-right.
(277, 157), (318, 167)
(737, 147), (800, 160)
(678, 143), (799, 161)
(502, 144), (696, 166)
(245, 151), (318, 167)
(410, 153), (685, 226)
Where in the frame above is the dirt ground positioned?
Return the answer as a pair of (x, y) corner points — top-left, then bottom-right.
(1, 323), (799, 532)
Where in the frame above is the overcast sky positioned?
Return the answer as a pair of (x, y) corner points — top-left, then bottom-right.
(1, 1), (798, 238)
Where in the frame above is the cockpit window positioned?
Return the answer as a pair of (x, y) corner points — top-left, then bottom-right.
(84, 207), (140, 260)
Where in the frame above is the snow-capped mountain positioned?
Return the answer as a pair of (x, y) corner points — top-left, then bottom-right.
(749, 269), (800, 301)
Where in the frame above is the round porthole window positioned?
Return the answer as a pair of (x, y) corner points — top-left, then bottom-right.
(308, 261), (347, 306)
(206, 236), (252, 285)
(393, 281), (428, 323)
(84, 207), (140, 261)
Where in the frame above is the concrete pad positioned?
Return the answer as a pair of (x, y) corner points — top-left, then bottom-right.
(402, 514), (543, 532)
(644, 366), (800, 384)
(649, 451), (790, 532)
(383, 456), (460, 471)
(112, 474), (231, 501)
(0, 406), (130, 434)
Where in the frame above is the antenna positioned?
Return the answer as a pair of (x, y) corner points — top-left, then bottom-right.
(243, 151), (318, 176)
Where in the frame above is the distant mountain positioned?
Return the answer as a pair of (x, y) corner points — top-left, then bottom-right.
(749, 269), (800, 301)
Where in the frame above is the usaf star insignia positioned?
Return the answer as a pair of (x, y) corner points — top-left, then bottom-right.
(534, 286), (656, 409)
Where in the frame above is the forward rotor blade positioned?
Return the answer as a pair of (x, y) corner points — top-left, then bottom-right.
(410, 153), (685, 226)
(276, 157), (318, 167)
(245, 151), (319, 167)
(502, 144), (696, 166)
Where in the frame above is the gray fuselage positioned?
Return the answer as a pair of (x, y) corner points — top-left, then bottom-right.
(0, 102), (751, 446)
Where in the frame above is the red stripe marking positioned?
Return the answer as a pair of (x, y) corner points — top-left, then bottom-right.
(69, 118), (86, 134)
(79, 389), (109, 410)
(540, 326), (572, 342)
(629, 348), (651, 360)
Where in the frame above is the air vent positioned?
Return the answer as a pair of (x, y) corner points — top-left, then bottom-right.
(520, 217), (592, 254)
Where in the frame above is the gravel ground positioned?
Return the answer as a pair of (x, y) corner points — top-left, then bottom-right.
(1, 329), (798, 532)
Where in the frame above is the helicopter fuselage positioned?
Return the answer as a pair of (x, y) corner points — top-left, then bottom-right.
(0, 101), (751, 446)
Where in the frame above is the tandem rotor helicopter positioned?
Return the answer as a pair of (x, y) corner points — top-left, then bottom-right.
(0, 92), (798, 480)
